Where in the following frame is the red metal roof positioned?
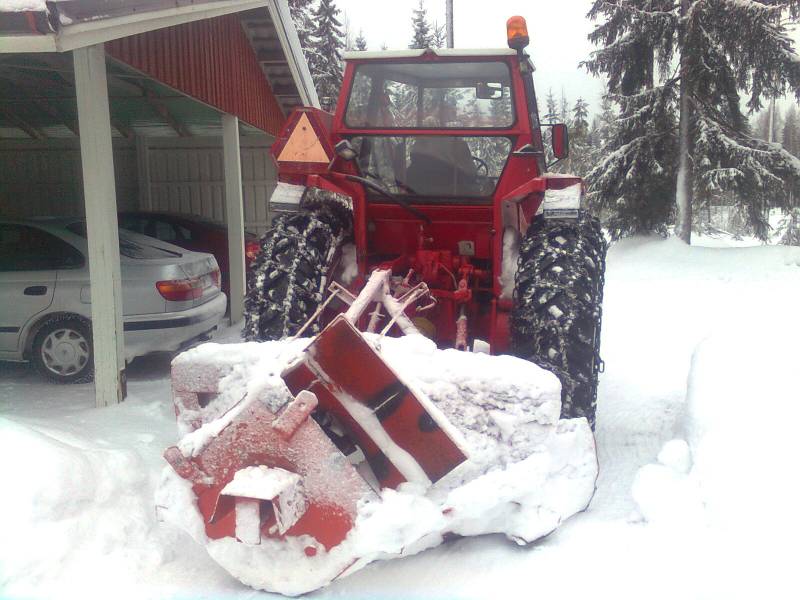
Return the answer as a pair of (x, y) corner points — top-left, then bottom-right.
(106, 15), (286, 136)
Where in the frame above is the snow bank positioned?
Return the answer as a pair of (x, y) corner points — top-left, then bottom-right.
(631, 323), (800, 598)
(0, 418), (173, 599)
(159, 333), (598, 595)
(0, 0), (46, 12)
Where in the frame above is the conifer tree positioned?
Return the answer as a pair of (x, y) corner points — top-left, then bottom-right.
(583, 2), (678, 239)
(543, 89), (558, 123)
(573, 98), (590, 138)
(559, 90), (571, 124)
(779, 105), (800, 244)
(354, 30), (368, 51)
(309, 0), (345, 111)
(586, 0), (800, 243)
(287, 0), (315, 58)
(783, 106), (800, 156)
(410, 0), (432, 49)
(568, 98), (592, 177)
(431, 21), (447, 49)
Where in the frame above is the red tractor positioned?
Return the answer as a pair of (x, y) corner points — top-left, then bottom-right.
(159, 17), (605, 595)
(245, 16), (606, 428)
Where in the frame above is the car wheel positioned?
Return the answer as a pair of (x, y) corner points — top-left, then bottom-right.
(32, 317), (93, 384)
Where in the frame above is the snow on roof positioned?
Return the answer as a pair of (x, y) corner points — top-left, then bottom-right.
(0, 0), (46, 11)
(343, 48), (517, 61)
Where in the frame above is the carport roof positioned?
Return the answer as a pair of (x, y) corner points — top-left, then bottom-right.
(0, 0), (318, 115)
(0, 52), (265, 138)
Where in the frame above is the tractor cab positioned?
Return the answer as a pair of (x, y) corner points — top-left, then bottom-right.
(335, 53), (530, 201)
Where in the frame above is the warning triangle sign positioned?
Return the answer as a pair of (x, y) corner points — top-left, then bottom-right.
(277, 113), (331, 164)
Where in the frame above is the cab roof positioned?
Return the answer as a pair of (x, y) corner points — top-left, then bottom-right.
(342, 48), (517, 61)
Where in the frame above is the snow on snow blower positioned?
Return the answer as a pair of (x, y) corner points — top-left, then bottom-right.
(158, 16), (605, 596)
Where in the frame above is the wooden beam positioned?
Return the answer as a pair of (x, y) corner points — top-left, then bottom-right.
(143, 92), (190, 137)
(121, 77), (190, 137)
(35, 99), (80, 137)
(111, 120), (134, 140)
(0, 107), (45, 139)
(223, 114), (245, 323)
(33, 55), (133, 139)
(257, 49), (288, 65)
(272, 83), (299, 96)
(73, 44), (126, 407)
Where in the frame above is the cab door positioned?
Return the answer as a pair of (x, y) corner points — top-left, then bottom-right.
(0, 224), (83, 354)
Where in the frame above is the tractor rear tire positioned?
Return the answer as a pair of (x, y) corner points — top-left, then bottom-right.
(244, 205), (352, 342)
(511, 213), (607, 429)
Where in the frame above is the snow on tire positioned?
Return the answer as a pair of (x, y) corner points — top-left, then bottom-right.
(244, 204), (352, 342)
(511, 212), (607, 429)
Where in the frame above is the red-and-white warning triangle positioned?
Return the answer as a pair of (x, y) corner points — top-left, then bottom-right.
(277, 113), (330, 164)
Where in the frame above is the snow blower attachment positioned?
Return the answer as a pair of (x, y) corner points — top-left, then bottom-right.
(160, 269), (599, 596)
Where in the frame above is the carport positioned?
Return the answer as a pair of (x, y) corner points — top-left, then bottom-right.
(0, 0), (317, 407)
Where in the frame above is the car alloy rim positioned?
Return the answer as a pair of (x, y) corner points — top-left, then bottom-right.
(41, 328), (90, 377)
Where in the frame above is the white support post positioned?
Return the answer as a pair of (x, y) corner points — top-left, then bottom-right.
(73, 44), (126, 407)
(223, 114), (246, 323)
(136, 135), (152, 210)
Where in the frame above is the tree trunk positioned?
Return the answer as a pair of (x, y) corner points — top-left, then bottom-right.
(675, 0), (693, 244)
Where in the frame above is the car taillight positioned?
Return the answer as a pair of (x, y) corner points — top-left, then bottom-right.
(210, 268), (221, 288)
(156, 278), (203, 301)
(245, 240), (260, 266)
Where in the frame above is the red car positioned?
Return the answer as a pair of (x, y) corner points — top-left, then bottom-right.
(118, 212), (260, 299)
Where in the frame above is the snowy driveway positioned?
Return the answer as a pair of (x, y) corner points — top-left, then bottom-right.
(2, 236), (800, 600)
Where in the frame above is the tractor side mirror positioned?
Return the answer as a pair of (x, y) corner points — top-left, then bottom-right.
(335, 139), (357, 161)
(551, 124), (569, 160)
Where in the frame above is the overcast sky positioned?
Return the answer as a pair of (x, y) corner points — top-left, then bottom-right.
(337, 0), (606, 114)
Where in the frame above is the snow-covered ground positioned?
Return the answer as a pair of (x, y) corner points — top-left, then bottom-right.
(2, 235), (800, 600)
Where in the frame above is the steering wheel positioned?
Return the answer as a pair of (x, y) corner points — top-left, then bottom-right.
(472, 155), (489, 177)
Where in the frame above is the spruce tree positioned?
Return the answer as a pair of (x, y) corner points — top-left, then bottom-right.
(586, 0), (800, 243)
(543, 89), (558, 123)
(568, 98), (592, 177)
(779, 105), (800, 244)
(309, 0), (345, 111)
(583, 0), (678, 239)
(410, 0), (432, 49)
(573, 98), (589, 138)
(559, 90), (571, 124)
(431, 21), (447, 49)
(287, 0), (314, 51)
(354, 30), (368, 52)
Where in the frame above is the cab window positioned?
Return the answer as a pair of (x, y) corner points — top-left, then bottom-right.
(345, 61), (515, 129)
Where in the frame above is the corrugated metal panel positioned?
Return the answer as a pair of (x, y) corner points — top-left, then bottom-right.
(106, 15), (286, 137)
(146, 140), (276, 234)
(0, 141), (138, 218)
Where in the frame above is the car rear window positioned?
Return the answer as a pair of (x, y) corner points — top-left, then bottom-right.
(66, 222), (182, 259)
(0, 224), (84, 271)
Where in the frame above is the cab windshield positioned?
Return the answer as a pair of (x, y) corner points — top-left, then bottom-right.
(344, 61), (515, 129)
(344, 61), (516, 199)
(351, 136), (512, 199)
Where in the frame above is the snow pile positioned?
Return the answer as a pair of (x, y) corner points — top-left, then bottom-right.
(0, 417), (174, 599)
(0, 0), (46, 12)
(171, 337), (309, 437)
(499, 227), (520, 300)
(630, 324), (800, 598)
(158, 333), (597, 595)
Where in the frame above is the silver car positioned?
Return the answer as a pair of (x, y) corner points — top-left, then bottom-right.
(0, 218), (227, 383)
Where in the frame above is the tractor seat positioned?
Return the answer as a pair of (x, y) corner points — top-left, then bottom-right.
(407, 137), (479, 196)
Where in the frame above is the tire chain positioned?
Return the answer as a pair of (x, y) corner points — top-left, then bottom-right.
(511, 212), (607, 429)
(244, 202), (352, 341)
